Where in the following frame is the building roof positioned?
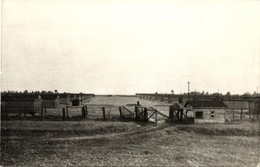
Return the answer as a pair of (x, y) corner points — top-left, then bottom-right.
(184, 100), (227, 109)
(1, 93), (39, 101)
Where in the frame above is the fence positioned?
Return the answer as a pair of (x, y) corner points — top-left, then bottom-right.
(1, 104), (135, 121)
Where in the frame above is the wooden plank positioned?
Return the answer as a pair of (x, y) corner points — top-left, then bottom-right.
(149, 107), (168, 118)
(147, 110), (156, 120)
(155, 104), (173, 106)
(84, 104), (114, 107)
(122, 106), (134, 114)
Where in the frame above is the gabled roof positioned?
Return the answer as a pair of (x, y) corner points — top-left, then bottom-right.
(184, 100), (227, 109)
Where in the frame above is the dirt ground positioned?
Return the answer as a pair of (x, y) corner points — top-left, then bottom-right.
(1, 96), (260, 166)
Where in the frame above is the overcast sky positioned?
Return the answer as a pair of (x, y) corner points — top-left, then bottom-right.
(2, 0), (260, 95)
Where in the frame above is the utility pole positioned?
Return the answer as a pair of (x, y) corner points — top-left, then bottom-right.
(187, 82), (190, 100)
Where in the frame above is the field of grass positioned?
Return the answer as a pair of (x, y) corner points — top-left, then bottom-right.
(1, 120), (141, 139)
(1, 122), (259, 166)
(1, 96), (260, 166)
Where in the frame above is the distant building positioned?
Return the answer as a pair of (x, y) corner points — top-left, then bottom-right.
(41, 94), (60, 108)
(184, 99), (227, 123)
(1, 95), (43, 116)
(59, 93), (72, 106)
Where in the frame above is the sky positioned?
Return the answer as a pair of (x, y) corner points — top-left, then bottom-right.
(1, 0), (260, 95)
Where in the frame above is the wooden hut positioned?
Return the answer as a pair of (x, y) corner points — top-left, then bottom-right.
(184, 99), (227, 123)
(41, 94), (60, 108)
(1, 94), (43, 117)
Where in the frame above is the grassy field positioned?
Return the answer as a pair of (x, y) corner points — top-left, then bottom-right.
(1, 96), (260, 166)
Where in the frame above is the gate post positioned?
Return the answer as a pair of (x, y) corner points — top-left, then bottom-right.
(169, 106), (173, 120)
(143, 108), (148, 122)
(135, 106), (138, 120)
(180, 109), (183, 121)
(102, 107), (106, 121)
(62, 108), (66, 121)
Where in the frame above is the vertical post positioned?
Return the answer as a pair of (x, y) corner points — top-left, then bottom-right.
(233, 108), (235, 119)
(102, 107), (106, 121)
(155, 109), (158, 125)
(44, 107), (47, 117)
(257, 103), (259, 119)
(62, 108), (66, 121)
(66, 106), (69, 119)
(249, 102), (252, 121)
(240, 109), (243, 120)
(82, 106), (85, 118)
(180, 109), (183, 121)
(119, 107), (122, 118)
(257, 100), (259, 119)
(143, 107), (148, 122)
(169, 106), (173, 120)
(135, 106), (138, 120)
(86, 106), (88, 116)
(41, 107), (43, 120)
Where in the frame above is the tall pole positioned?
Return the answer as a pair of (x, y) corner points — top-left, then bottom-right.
(187, 82), (190, 100)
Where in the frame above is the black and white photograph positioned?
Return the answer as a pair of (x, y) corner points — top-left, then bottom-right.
(1, 0), (260, 166)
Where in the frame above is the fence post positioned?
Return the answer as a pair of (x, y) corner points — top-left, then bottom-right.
(102, 107), (106, 121)
(44, 107), (47, 117)
(41, 107), (43, 120)
(119, 107), (122, 118)
(240, 109), (243, 120)
(233, 108), (235, 119)
(143, 108), (148, 122)
(258, 98), (260, 119)
(85, 106), (88, 117)
(82, 106), (85, 118)
(62, 108), (66, 121)
(66, 106), (69, 118)
(249, 102), (252, 121)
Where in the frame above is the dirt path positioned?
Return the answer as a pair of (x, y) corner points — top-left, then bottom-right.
(2, 122), (171, 142)
(47, 122), (170, 141)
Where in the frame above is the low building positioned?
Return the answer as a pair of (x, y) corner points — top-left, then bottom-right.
(184, 99), (227, 123)
(59, 93), (72, 106)
(41, 94), (60, 108)
(1, 95), (43, 116)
